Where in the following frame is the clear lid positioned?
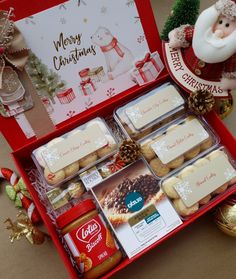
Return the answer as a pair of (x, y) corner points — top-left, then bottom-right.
(114, 82), (186, 141)
(160, 145), (236, 218)
(32, 117), (118, 187)
(140, 113), (220, 178)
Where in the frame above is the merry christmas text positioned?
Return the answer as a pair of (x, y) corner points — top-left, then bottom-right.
(52, 32), (96, 71)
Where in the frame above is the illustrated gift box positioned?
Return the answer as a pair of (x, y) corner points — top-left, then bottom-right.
(0, 1), (236, 279)
(88, 67), (105, 83)
(132, 51), (164, 86)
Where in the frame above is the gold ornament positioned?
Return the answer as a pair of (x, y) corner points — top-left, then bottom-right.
(215, 94), (234, 119)
(5, 211), (49, 244)
(214, 195), (236, 237)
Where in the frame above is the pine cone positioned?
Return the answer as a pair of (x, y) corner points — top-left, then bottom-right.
(188, 90), (215, 115)
(119, 139), (140, 164)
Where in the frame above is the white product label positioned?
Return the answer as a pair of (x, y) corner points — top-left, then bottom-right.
(151, 118), (209, 164)
(42, 124), (108, 172)
(80, 167), (103, 190)
(174, 154), (236, 207)
(125, 85), (184, 130)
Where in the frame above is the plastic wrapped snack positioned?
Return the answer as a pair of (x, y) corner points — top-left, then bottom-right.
(46, 179), (85, 210)
(32, 117), (118, 186)
(140, 114), (219, 178)
(114, 82), (185, 141)
(160, 146), (236, 218)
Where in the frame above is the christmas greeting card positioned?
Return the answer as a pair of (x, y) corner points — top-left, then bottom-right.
(10, 0), (163, 138)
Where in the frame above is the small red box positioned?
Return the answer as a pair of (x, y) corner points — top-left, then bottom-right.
(0, 1), (236, 278)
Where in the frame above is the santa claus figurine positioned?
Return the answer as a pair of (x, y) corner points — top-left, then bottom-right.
(164, 0), (236, 116)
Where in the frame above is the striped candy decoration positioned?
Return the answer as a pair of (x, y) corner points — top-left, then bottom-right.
(0, 168), (41, 224)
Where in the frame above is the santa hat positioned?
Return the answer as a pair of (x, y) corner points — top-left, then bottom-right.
(215, 0), (236, 20)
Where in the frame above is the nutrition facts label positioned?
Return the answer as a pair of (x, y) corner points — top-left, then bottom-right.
(128, 204), (165, 242)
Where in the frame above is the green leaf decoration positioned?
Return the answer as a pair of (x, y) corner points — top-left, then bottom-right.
(15, 194), (22, 208)
(18, 177), (27, 191)
(5, 185), (16, 201)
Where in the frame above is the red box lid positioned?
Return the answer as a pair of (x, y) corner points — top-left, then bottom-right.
(0, 0), (167, 151)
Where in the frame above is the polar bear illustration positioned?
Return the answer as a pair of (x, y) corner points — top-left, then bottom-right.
(91, 27), (134, 80)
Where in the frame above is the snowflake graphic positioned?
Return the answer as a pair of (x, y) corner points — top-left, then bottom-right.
(137, 35), (145, 44)
(66, 110), (76, 118)
(59, 4), (67, 10)
(60, 18), (67, 24)
(171, 96), (184, 106)
(174, 181), (193, 201)
(198, 130), (209, 141)
(94, 137), (107, 148)
(25, 16), (36, 25)
(126, 0), (135, 7)
(224, 168), (236, 181)
(126, 107), (142, 124)
(101, 6), (107, 14)
(107, 88), (116, 98)
(151, 140), (168, 155)
(43, 148), (60, 166)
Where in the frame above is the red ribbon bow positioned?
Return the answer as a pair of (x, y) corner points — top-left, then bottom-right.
(135, 53), (152, 69)
(135, 53), (161, 83)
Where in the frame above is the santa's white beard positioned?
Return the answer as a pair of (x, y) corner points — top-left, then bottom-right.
(192, 5), (236, 63)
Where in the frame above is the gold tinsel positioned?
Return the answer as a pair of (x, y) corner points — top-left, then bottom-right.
(214, 195), (236, 237)
(188, 90), (215, 115)
(5, 211), (48, 244)
(119, 139), (140, 163)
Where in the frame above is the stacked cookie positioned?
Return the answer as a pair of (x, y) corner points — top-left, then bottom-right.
(114, 83), (185, 141)
(161, 148), (236, 217)
(140, 115), (216, 177)
(32, 118), (117, 186)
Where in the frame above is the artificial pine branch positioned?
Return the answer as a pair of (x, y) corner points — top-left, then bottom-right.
(161, 0), (200, 41)
(27, 52), (66, 103)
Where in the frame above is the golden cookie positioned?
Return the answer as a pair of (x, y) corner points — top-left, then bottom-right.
(150, 158), (170, 177)
(79, 152), (98, 168)
(44, 166), (66, 185)
(167, 156), (185, 169)
(178, 165), (197, 179)
(184, 145), (201, 160)
(173, 199), (199, 217)
(64, 161), (80, 177)
(212, 182), (228, 195)
(141, 140), (156, 161)
(162, 176), (180, 199)
(199, 194), (211, 205)
(200, 137), (213, 151)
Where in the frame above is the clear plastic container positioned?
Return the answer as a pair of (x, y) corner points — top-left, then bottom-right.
(114, 82), (186, 141)
(160, 146), (236, 218)
(32, 117), (118, 187)
(140, 114), (219, 178)
(46, 178), (85, 210)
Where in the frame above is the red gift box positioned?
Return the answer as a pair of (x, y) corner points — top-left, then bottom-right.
(56, 88), (75, 104)
(0, 1), (236, 279)
(132, 52), (164, 85)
